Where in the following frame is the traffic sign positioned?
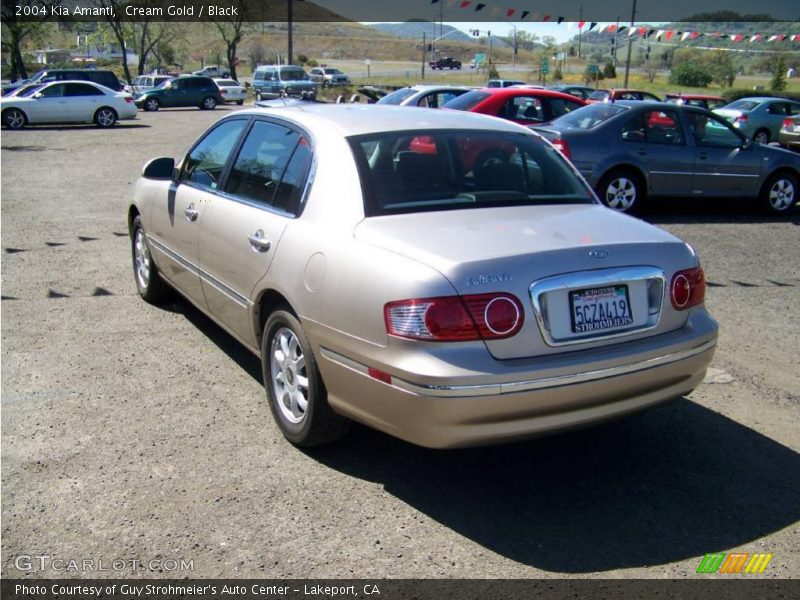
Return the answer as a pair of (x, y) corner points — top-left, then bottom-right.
(475, 53), (486, 66)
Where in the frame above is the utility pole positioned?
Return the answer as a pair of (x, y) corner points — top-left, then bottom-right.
(623, 0), (637, 87)
(287, 0), (293, 65)
(577, 5), (583, 59)
(488, 30), (492, 79)
(511, 25), (517, 69)
(421, 31), (426, 80)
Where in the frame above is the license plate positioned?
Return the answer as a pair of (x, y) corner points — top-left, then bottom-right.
(570, 285), (634, 334)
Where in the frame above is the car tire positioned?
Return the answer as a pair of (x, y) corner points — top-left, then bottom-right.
(94, 107), (117, 128)
(143, 98), (160, 112)
(753, 129), (770, 145)
(596, 168), (645, 213)
(236, 99), (244, 105)
(131, 216), (166, 303)
(262, 308), (351, 447)
(2, 108), (26, 129)
(255, 91), (262, 101)
(760, 170), (798, 214)
(201, 96), (217, 110)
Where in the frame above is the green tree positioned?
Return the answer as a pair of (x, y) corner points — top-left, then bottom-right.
(669, 61), (712, 87)
(704, 51), (737, 88)
(770, 54), (787, 92)
(1, 1), (55, 80)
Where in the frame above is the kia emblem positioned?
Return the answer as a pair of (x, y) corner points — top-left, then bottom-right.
(589, 250), (609, 260)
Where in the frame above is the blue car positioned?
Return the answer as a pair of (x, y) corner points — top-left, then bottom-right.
(714, 97), (800, 145)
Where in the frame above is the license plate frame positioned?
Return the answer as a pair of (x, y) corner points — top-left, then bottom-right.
(569, 284), (634, 335)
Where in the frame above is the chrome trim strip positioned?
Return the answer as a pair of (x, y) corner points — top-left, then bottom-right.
(529, 266), (666, 347)
(320, 338), (716, 398)
(649, 171), (695, 176)
(693, 172), (760, 178)
(148, 235), (251, 308)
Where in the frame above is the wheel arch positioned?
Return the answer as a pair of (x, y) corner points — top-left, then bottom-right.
(127, 205), (140, 237)
(254, 288), (297, 346)
(759, 166), (800, 197)
(596, 163), (649, 191)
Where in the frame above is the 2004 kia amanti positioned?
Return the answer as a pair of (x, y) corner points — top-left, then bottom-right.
(129, 105), (718, 448)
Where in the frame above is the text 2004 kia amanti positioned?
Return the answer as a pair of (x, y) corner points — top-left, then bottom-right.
(129, 105), (717, 448)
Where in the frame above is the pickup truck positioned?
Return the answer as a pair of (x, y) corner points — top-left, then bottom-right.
(192, 65), (230, 78)
(429, 57), (462, 70)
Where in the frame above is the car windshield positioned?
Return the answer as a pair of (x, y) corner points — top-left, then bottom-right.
(726, 100), (760, 111)
(28, 70), (46, 83)
(377, 88), (418, 105)
(588, 90), (610, 101)
(441, 91), (490, 111)
(16, 84), (45, 97)
(349, 129), (594, 217)
(217, 79), (238, 86)
(281, 69), (307, 81)
(550, 104), (627, 129)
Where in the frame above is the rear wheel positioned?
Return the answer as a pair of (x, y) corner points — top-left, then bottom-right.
(596, 168), (645, 213)
(143, 98), (160, 112)
(201, 96), (217, 110)
(255, 91), (262, 101)
(262, 309), (350, 447)
(236, 99), (244, 105)
(753, 129), (770, 145)
(761, 171), (797, 214)
(94, 107), (117, 128)
(2, 108), (26, 129)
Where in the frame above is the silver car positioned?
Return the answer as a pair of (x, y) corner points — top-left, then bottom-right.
(129, 106), (717, 448)
(377, 85), (471, 108)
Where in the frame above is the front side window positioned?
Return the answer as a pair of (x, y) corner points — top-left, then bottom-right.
(225, 121), (305, 209)
(180, 119), (247, 189)
(280, 69), (307, 81)
(349, 129), (593, 217)
(39, 83), (66, 97)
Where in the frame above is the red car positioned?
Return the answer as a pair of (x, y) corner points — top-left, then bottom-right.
(586, 88), (662, 104)
(442, 87), (586, 127)
(665, 93), (726, 111)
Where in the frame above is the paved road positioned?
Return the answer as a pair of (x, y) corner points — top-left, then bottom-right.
(1, 107), (798, 579)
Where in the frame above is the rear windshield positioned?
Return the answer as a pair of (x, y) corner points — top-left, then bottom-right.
(441, 90), (490, 111)
(588, 90), (609, 101)
(377, 88), (417, 105)
(348, 129), (593, 217)
(726, 100), (760, 111)
(324, 69), (343, 75)
(216, 79), (238, 86)
(550, 104), (627, 129)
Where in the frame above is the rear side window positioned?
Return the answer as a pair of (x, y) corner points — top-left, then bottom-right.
(66, 83), (103, 96)
(225, 121), (306, 211)
(349, 129), (593, 217)
(548, 97), (583, 119)
(180, 119), (247, 189)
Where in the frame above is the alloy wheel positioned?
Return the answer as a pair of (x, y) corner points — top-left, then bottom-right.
(5, 109), (25, 129)
(134, 229), (151, 289)
(604, 177), (637, 211)
(768, 177), (796, 211)
(270, 327), (309, 425)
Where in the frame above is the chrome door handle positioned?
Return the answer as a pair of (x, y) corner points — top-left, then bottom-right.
(248, 230), (271, 252)
(184, 204), (199, 221)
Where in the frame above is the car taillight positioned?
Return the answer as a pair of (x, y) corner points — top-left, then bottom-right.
(670, 267), (705, 310)
(124, 96), (133, 103)
(734, 114), (748, 123)
(551, 138), (571, 159)
(783, 118), (793, 128)
(385, 293), (524, 342)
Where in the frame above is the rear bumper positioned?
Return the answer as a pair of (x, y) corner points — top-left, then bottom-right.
(778, 130), (800, 149)
(317, 311), (717, 448)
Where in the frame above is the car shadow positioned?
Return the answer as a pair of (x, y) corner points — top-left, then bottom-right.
(1, 123), (151, 132)
(640, 196), (798, 225)
(306, 400), (800, 573)
(159, 296), (800, 574)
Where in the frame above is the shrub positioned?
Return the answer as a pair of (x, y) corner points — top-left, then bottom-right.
(584, 65), (604, 85)
(669, 60), (712, 87)
(553, 67), (563, 81)
(770, 54), (787, 92)
(488, 63), (499, 79)
(602, 61), (616, 79)
(296, 53), (309, 65)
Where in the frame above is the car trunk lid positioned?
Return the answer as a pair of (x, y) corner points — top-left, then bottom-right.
(355, 205), (695, 359)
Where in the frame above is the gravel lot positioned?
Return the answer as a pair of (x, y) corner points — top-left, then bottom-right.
(2, 106), (799, 580)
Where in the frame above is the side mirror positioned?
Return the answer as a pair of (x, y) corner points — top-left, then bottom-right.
(741, 137), (752, 150)
(142, 157), (175, 179)
(33, 92), (43, 99)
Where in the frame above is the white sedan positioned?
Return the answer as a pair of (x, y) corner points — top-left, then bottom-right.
(214, 78), (246, 105)
(1, 80), (137, 129)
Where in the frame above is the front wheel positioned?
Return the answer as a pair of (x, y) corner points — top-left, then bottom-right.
(131, 216), (166, 303)
(201, 96), (217, 110)
(2, 108), (26, 129)
(236, 99), (244, 106)
(262, 309), (350, 447)
(143, 98), (160, 112)
(761, 171), (797, 214)
(94, 107), (117, 128)
(596, 169), (645, 213)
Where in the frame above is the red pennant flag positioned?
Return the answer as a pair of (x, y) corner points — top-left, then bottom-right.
(578, 21), (585, 28)
(459, 1), (470, 8)
(606, 24), (618, 33)
(543, 15), (551, 21)
(690, 31), (700, 39)
(507, 9), (516, 17)
(665, 30), (674, 40)
(730, 34), (744, 42)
